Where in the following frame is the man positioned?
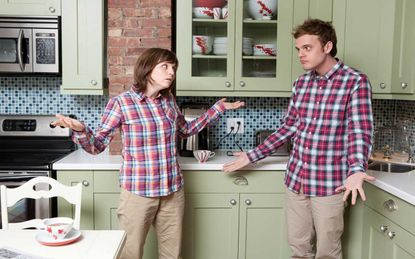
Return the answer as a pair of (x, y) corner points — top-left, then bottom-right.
(223, 19), (374, 259)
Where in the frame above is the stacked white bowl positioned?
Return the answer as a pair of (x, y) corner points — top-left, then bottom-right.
(193, 35), (213, 54)
(243, 37), (253, 55)
(193, 7), (214, 19)
(253, 43), (276, 56)
(213, 37), (227, 55)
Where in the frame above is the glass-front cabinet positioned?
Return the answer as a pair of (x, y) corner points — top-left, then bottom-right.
(176, 0), (294, 97)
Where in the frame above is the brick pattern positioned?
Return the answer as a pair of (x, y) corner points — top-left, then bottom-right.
(107, 0), (173, 154)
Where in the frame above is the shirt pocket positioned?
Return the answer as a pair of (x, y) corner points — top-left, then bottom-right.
(165, 107), (178, 123)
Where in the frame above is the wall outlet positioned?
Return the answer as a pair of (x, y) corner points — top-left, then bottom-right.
(227, 118), (244, 134)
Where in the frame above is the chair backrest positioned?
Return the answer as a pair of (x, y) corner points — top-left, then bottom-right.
(0, 176), (82, 230)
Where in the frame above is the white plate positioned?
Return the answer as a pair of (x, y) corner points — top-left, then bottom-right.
(35, 228), (81, 246)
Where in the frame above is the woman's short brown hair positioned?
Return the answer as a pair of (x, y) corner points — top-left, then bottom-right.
(292, 19), (337, 57)
(133, 48), (179, 95)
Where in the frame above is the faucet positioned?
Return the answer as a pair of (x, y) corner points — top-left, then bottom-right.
(382, 145), (392, 159)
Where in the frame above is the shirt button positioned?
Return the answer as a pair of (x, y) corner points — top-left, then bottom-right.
(305, 146), (309, 150)
(309, 132), (312, 135)
(304, 162), (308, 167)
(316, 101), (320, 104)
(313, 117), (317, 120)
(319, 87), (322, 90)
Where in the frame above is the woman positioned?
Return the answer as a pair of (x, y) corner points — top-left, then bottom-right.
(52, 48), (244, 259)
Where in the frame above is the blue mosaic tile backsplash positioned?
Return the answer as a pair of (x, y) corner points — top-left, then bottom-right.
(1, 76), (415, 151)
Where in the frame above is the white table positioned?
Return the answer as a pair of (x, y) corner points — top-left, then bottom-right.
(0, 230), (126, 259)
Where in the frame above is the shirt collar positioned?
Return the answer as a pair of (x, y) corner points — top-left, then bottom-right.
(310, 59), (342, 80)
(130, 85), (162, 102)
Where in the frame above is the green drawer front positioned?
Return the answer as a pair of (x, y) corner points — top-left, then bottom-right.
(364, 183), (415, 235)
(183, 171), (286, 193)
(94, 170), (121, 193)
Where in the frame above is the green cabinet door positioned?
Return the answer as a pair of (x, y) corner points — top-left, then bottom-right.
(238, 193), (289, 259)
(60, 0), (106, 95)
(333, 0), (415, 97)
(0, 0), (61, 16)
(176, 0), (296, 97)
(182, 193), (239, 259)
(362, 207), (415, 259)
(57, 170), (94, 230)
(291, 0), (334, 81)
(94, 193), (158, 259)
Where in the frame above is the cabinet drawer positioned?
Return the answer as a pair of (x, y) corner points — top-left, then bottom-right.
(364, 183), (415, 235)
(94, 171), (120, 193)
(183, 171), (285, 193)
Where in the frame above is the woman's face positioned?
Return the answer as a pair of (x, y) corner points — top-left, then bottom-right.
(148, 61), (176, 92)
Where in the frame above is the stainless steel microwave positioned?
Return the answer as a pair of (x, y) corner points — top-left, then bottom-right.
(0, 16), (59, 74)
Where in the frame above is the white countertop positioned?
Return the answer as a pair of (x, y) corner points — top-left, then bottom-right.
(53, 149), (288, 171)
(53, 149), (415, 205)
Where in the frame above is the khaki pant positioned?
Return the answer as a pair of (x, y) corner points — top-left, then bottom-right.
(117, 188), (185, 259)
(285, 187), (346, 259)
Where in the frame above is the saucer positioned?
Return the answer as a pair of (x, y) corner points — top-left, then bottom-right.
(35, 228), (81, 246)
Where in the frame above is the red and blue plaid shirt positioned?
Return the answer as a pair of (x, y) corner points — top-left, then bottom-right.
(73, 89), (225, 197)
(247, 61), (373, 196)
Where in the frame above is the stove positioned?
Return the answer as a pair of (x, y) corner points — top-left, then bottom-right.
(0, 115), (76, 228)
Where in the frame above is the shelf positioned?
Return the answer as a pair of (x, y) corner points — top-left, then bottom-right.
(242, 56), (277, 60)
(193, 18), (228, 23)
(192, 54), (227, 59)
(243, 19), (278, 24)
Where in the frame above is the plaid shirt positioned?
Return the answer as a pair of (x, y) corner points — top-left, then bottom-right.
(247, 61), (373, 196)
(73, 89), (225, 197)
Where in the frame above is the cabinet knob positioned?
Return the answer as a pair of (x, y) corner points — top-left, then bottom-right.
(49, 6), (56, 13)
(387, 231), (396, 239)
(82, 180), (90, 187)
(230, 199), (237, 205)
(401, 82), (408, 89)
(380, 225), (388, 232)
(245, 199), (252, 205)
(239, 81), (246, 87)
(91, 80), (98, 86)
(383, 199), (398, 212)
(225, 81), (231, 87)
(379, 82), (386, 89)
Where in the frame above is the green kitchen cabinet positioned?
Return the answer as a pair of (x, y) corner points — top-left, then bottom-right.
(176, 0), (295, 97)
(333, 0), (415, 99)
(60, 0), (107, 95)
(291, 0), (335, 80)
(361, 184), (415, 258)
(182, 170), (289, 259)
(362, 207), (415, 259)
(0, 0), (61, 16)
(57, 170), (157, 259)
(57, 170), (94, 230)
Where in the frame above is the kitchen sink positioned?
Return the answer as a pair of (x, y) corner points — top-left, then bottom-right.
(368, 161), (415, 173)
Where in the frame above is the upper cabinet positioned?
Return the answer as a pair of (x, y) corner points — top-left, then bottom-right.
(333, 0), (415, 99)
(176, 0), (295, 97)
(0, 0), (61, 16)
(60, 0), (107, 95)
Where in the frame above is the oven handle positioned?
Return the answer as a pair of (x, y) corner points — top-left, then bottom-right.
(17, 29), (25, 72)
(0, 175), (38, 183)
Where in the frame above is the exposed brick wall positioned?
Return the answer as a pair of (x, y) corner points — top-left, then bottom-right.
(107, 0), (173, 154)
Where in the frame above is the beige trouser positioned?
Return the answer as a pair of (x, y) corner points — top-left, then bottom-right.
(117, 188), (185, 259)
(285, 187), (346, 259)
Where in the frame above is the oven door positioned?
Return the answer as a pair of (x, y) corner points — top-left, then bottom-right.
(0, 173), (50, 229)
(0, 28), (32, 73)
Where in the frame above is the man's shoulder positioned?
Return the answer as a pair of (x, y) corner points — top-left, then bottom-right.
(339, 62), (369, 81)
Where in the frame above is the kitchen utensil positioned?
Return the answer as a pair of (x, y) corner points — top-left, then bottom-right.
(192, 35), (213, 54)
(193, 7), (214, 18)
(43, 217), (74, 240)
(193, 150), (216, 163)
(193, 0), (226, 8)
(246, 0), (278, 20)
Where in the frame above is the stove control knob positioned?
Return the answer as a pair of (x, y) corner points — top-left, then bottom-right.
(49, 123), (56, 128)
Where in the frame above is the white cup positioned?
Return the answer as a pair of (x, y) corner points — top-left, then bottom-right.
(192, 35), (213, 54)
(221, 7), (228, 19)
(43, 217), (74, 240)
(213, 8), (222, 19)
(193, 150), (216, 163)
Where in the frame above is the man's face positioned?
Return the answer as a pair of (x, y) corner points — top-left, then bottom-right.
(295, 34), (331, 72)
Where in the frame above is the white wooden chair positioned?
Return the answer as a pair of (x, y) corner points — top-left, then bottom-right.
(0, 176), (82, 230)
